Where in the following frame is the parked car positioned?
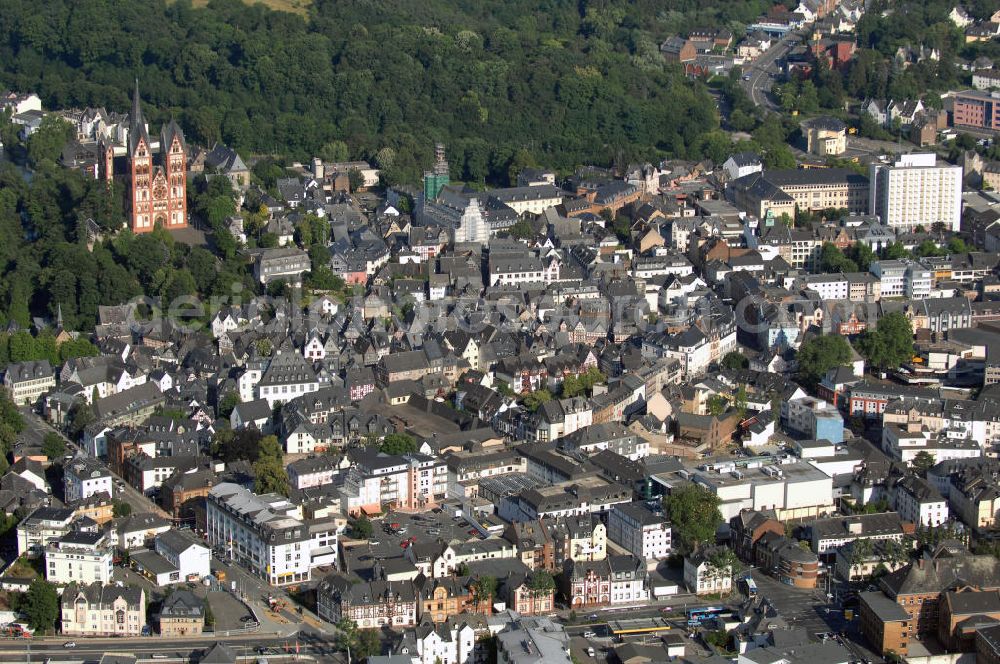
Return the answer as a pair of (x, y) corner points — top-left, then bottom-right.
(583, 631), (596, 638)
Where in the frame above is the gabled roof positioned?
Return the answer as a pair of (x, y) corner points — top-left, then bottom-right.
(204, 143), (246, 174)
(258, 349), (317, 387)
(881, 552), (1000, 596)
(727, 151), (762, 167)
(161, 589), (204, 617)
(200, 643), (237, 664)
(160, 118), (187, 154)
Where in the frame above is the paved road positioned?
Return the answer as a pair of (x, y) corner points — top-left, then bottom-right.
(845, 135), (913, 158)
(751, 569), (884, 664)
(741, 30), (803, 111)
(561, 594), (724, 631)
(0, 632), (336, 663)
(950, 123), (1000, 140)
(20, 407), (169, 518)
(21, 407), (334, 642)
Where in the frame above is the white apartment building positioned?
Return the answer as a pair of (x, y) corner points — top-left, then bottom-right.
(905, 262), (932, 299)
(607, 502), (672, 562)
(723, 152), (763, 181)
(288, 456), (342, 490)
(528, 397), (593, 444)
(237, 358), (266, 403)
(870, 260), (907, 298)
(488, 253), (560, 286)
(398, 620), (479, 664)
(61, 358), (147, 404)
(684, 548), (734, 595)
(206, 483), (314, 586)
(63, 458), (114, 503)
(254, 349), (320, 409)
(869, 153), (962, 231)
(801, 274), (849, 300)
(882, 423), (982, 466)
(445, 450), (527, 499)
(343, 451), (448, 514)
(45, 530), (114, 585)
(973, 69), (1000, 90)
(608, 554), (648, 604)
(890, 475), (949, 527)
(491, 185), (563, 215)
(661, 327), (713, 380)
(17, 507), (75, 556)
(809, 512), (907, 554)
(422, 538), (519, 578)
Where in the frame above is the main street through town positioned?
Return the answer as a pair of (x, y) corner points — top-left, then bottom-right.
(16, 409), (327, 642)
(0, 630), (339, 663)
(741, 30), (804, 111)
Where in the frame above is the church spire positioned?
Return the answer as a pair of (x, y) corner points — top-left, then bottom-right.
(131, 78), (143, 130)
(128, 77), (150, 153)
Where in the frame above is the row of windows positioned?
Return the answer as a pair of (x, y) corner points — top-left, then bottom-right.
(260, 383), (317, 396)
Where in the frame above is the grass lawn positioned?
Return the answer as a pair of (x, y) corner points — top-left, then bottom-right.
(184, 0), (312, 15)
(2, 556), (43, 581)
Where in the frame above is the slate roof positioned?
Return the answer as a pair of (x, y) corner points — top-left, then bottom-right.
(258, 349), (317, 387)
(61, 581), (143, 610)
(5, 360), (53, 383)
(201, 643), (237, 664)
(803, 116), (847, 132)
(728, 152), (762, 167)
(204, 144), (247, 175)
(810, 512), (905, 540)
(881, 552), (1000, 596)
(161, 589), (204, 618)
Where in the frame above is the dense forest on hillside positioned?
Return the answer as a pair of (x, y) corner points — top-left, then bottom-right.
(0, 0), (786, 335)
(0, 114), (257, 337)
(0, 0), (779, 184)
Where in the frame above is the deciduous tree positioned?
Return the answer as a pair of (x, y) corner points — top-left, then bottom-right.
(41, 433), (65, 460)
(857, 312), (914, 371)
(663, 485), (723, 555)
(253, 435), (288, 496)
(911, 451), (936, 477)
(721, 351), (748, 370)
(380, 433), (417, 455)
(21, 579), (59, 633)
(796, 334), (852, 389)
(523, 389), (553, 412)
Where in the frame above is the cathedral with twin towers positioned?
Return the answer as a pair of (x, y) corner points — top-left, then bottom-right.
(99, 81), (188, 233)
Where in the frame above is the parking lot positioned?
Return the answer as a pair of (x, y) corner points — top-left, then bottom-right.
(569, 623), (709, 663)
(207, 590), (256, 632)
(570, 634), (611, 663)
(370, 508), (483, 547)
(114, 565), (159, 597)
